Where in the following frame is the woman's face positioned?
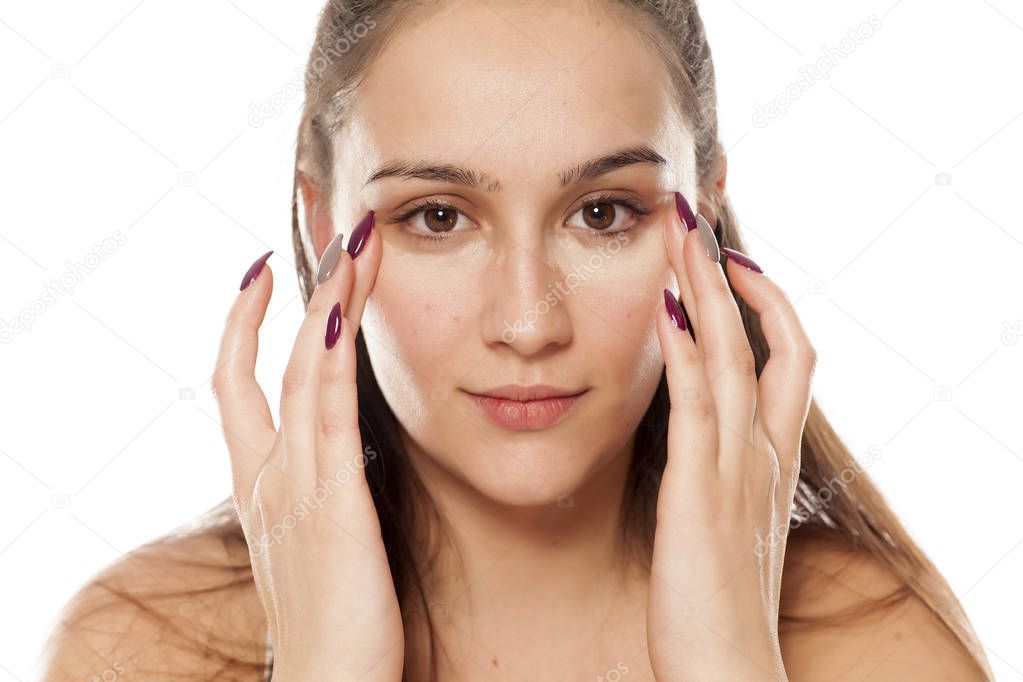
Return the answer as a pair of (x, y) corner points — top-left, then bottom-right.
(332, 0), (696, 506)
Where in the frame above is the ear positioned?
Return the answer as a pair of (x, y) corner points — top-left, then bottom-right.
(698, 152), (728, 228)
(298, 170), (336, 262)
(714, 153), (727, 194)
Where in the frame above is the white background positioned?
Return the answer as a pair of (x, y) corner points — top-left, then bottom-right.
(1, 0), (1021, 679)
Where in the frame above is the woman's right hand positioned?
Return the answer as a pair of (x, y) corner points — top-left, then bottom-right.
(212, 212), (403, 681)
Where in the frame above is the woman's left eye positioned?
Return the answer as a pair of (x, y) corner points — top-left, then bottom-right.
(566, 195), (652, 238)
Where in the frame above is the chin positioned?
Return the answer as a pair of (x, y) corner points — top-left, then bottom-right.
(474, 456), (587, 509)
(397, 391), (636, 509)
(436, 430), (622, 509)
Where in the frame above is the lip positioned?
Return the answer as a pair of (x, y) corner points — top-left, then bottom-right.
(463, 385), (589, 431)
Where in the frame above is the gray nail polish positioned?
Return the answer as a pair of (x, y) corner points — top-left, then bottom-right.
(696, 214), (720, 263)
(316, 232), (346, 285)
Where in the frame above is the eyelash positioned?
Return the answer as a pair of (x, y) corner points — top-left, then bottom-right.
(393, 193), (653, 243)
(575, 192), (654, 240)
(393, 199), (463, 243)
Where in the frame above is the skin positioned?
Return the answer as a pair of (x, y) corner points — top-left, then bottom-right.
(321, 0), (701, 676)
(36, 1), (991, 681)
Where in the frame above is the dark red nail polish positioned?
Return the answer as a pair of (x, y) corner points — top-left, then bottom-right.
(325, 302), (343, 350)
(240, 250), (273, 291)
(674, 192), (697, 233)
(720, 247), (763, 273)
(347, 210), (374, 260)
(663, 289), (687, 331)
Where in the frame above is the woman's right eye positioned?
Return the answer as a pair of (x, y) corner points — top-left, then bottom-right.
(395, 200), (470, 242)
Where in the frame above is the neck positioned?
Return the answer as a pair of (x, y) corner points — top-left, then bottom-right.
(400, 433), (649, 675)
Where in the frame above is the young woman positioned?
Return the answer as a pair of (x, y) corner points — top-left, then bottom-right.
(40, 1), (994, 680)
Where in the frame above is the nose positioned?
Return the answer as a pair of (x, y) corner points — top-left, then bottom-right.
(482, 236), (573, 357)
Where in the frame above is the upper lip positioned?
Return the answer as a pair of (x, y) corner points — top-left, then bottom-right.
(466, 384), (588, 402)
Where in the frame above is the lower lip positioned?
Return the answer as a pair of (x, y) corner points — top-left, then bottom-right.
(465, 390), (588, 431)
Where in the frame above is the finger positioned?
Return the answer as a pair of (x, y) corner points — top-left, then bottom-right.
(279, 251), (353, 485)
(314, 241), (367, 483)
(722, 248), (815, 476)
(339, 211), (381, 336)
(683, 213), (758, 466)
(212, 250), (278, 499)
(316, 300), (367, 484)
(662, 192), (701, 340)
(656, 288), (717, 514)
(278, 211), (370, 484)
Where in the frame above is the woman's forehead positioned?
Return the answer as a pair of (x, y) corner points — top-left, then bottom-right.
(334, 3), (692, 200)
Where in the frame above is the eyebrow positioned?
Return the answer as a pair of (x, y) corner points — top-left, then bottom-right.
(363, 144), (667, 191)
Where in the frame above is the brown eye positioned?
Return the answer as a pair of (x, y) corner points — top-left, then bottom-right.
(397, 199), (473, 243)
(581, 201), (616, 231)
(423, 207), (458, 233)
(567, 196), (644, 236)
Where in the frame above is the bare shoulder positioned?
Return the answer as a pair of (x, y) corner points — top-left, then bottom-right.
(38, 503), (267, 682)
(779, 530), (989, 681)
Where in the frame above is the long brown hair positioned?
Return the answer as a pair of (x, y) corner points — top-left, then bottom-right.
(83, 1), (994, 679)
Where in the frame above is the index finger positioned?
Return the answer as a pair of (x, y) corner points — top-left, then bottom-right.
(211, 250), (278, 496)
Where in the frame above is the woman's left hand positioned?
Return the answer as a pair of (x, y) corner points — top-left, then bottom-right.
(647, 193), (816, 681)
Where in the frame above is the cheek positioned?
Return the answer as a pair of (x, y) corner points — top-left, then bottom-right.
(579, 280), (665, 391)
(361, 253), (479, 430)
(565, 233), (668, 412)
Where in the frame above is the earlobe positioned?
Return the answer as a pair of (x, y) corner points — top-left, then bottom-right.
(713, 156), (727, 242)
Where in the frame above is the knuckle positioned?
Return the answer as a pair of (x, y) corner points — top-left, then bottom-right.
(734, 347), (757, 377)
(280, 364), (307, 399)
(211, 369), (232, 396)
(317, 411), (348, 444)
(672, 384), (713, 419)
(320, 358), (348, 386)
(798, 345), (818, 374)
(678, 339), (703, 365)
(305, 287), (336, 319)
(700, 342), (723, 365)
(224, 308), (243, 329)
(708, 274), (732, 298)
(691, 394), (715, 421)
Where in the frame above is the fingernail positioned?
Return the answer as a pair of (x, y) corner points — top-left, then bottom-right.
(674, 191), (697, 233)
(316, 232), (346, 285)
(720, 246), (763, 273)
(325, 302), (343, 350)
(240, 250), (273, 291)
(347, 210), (374, 260)
(696, 214), (720, 263)
(663, 289), (687, 331)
